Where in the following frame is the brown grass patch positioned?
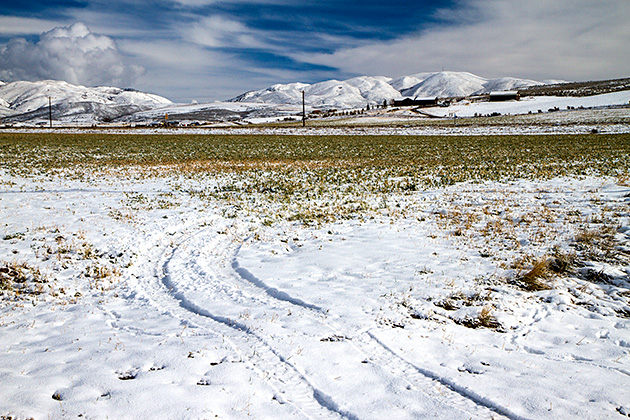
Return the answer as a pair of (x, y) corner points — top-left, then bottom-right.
(511, 258), (553, 291)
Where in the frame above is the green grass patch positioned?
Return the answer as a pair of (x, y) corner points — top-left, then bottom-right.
(2, 133), (629, 180)
(2, 132), (629, 225)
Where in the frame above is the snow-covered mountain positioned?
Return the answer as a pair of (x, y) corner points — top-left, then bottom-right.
(388, 72), (435, 92)
(229, 71), (546, 108)
(0, 72), (588, 125)
(230, 82), (310, 105)
(400, 72), (485, 98)
(400, 71), (542, 98)
(230, 77), (401, 109)
(0, 80), (172, 123)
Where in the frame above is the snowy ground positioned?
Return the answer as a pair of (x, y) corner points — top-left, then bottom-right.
(424, 90), (630, 118)
(1, 140), (630, 419)
(2, 118), (630, 136)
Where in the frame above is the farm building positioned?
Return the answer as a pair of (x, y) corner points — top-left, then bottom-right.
(393, 97), (438, 107)
(489, 91), (520, 101)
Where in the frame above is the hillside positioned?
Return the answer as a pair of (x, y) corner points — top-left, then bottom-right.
(518, 77), (630, 97)
(1, 74), (629, 126)
(0, 80), (171, 124)
(229, 71), (548, 107)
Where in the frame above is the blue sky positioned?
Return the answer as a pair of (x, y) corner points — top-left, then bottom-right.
(1, 0), (628, 102)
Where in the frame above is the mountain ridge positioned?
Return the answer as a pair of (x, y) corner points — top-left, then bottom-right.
(0, 79), (172, 122)
(4, 73), (629, 126)
(228, 71), (551, 107)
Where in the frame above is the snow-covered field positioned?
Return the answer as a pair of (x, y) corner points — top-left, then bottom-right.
(424, 91), (630, 118)
(1, 134), (630, 419)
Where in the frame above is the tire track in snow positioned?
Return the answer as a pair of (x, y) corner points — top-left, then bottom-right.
(140, 220), (523, 419)
(231, 258), (323, 311)
(356, 332), (530, 420)
(508, 308), (630, 378)
(228, 236), (525, 419)
(137, 222), (354, 420)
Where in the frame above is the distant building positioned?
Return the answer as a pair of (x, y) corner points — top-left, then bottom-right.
(393, 97), (438, 107)
(489, 91), (520, 101)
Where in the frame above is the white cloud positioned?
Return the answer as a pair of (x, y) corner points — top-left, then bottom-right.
(172, 0), (288, 6)
(0, 22), (144, 86)
(0, 16), (63, 36)
(172, 0), (221, 5)
(298, 0), (630, 81)
(184, 15), (267, 49)
(119, 37), (316, 102)
(181, 13), (355, 57)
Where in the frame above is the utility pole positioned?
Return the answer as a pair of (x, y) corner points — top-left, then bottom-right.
(302, 90), (306, 127)
(48, 97), (53, 128)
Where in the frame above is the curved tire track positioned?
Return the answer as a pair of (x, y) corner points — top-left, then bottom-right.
(227, 230), (526, 419)
(135, 221), (352, 420)
(230, 244), (525, 420)
(136, 219), (527, 419)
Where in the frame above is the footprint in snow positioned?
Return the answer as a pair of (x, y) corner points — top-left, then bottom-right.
(117, 369), (138, 380)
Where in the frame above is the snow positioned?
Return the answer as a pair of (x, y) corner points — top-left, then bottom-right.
(401, 71), (488, 98)
(232, 82), (311, 105)
(422, 90), (630, 118)
(400, 72), (544, 99)
(481, 77), (542, 93)
(1, 164), (629, 419)
(134, 100), (283, 117)
(0, 107), (630, 136)
(228, 71), (546, 107)
(343, 76), (401, 104)
(0, 80), (172, 126)
(0, 100), (11, 117)
(388, 73), (435, 92)
(0, 80), (171, 115)
(2, 88), (626, 134)
(0, 74), (623, 126)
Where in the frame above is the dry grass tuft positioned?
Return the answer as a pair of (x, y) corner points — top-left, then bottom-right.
(0, 261), (48, 296)
(617, 174), (630, 187)
(478, 305), (500, 329)
(549, 246), (576, 275)
(573, 224), (621, 263)
(457, 305), (504, 331)
(574, 229), (600, 245)
(524, 258), (550, 281)
(511, 258), (553, 291)
(435, 291), (489, 311)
